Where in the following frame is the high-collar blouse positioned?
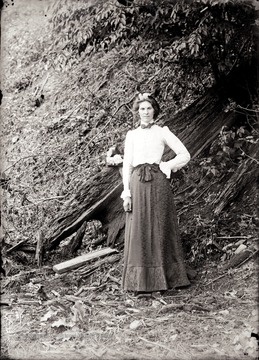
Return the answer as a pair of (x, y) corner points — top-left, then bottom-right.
(121, 125), (191, 199)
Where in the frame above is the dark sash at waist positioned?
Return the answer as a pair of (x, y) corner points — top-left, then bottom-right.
(133, 163), (159, 182)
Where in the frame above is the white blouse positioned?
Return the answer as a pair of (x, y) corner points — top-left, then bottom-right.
(121, 125), (191, 199)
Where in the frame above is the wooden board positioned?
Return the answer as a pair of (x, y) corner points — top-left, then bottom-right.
(53, 247), (118, 274)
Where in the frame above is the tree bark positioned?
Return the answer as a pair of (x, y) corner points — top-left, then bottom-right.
(43, 83), (251, 253)
(211, 145), (258, 216)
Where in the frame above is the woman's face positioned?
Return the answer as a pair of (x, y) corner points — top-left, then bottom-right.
(138, 100), (154, 124)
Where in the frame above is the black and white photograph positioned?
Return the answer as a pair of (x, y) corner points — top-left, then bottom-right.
(1, 0), (258, 359)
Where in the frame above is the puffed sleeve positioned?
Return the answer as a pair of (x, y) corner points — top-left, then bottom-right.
(121, 130), (134, 199)
(159, 126), (191, 178)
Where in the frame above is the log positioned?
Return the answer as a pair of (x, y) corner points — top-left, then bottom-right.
(222, 249), (253, 271)
(46, 182), (122, 251)
(52, 247), (118, 274)
(44, 64), (256, 252)
(212, 145), (259, 216)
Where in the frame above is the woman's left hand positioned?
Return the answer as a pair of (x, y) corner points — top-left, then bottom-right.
(123, 197), (132, 212)
(159, 161), (171, 178)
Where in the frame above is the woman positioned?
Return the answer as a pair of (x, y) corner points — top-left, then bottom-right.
(121, 92), (191, 294)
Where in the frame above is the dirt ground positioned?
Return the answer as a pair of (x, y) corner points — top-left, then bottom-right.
(1, 257), (258, 360)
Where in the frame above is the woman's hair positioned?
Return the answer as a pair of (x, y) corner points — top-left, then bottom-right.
(132, 93), (160, 119)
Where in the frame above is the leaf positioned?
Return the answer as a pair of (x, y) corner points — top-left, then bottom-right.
(105, 319), (115, 326)
(121, 16), (126, 26)
(129, 320), (142, 330)
(234, 343), (242, 351)
(40, 309), (58, 322)
(151, 300), (161, 308)
(170, 334), (178, 340)
(51, 318), (75, 328)
(218, 309), (229, 315)
(211, 167), (217, 176)
(125, 299), (134, 307)
(233, 335), (240, 345)
(234, 244), (247, 254)
(246, 343), (258, 357)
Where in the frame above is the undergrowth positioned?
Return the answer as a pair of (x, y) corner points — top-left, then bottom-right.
(0, 0), (258, 273)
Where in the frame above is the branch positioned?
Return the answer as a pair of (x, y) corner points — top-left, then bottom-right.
(226, 40), (250, 77)
(34, 74), (49, 98)
(6, 240), (28, 254)
(31, 195), (67, 205)
(236, 105), (259, 113)
(240, 149), (259, 165)
(3, 154), (64, 173)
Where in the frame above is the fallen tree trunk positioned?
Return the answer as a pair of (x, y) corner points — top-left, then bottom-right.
(211, 145), (259, 216)
(45, 180), (124, 251)
(43, 79), (253, 253)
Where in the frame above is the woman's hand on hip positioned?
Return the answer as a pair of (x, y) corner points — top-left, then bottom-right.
(123, 197), (132, 212)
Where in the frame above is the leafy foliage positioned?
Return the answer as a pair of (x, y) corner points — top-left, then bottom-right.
(178, 115), (258, 264)
(48, 0), (257, 85)
(200, 117), (258, 178)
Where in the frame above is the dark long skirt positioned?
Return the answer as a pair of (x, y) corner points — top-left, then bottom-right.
(122, 164), (190, 292)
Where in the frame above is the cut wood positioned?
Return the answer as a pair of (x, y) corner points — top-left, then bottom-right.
(204, 249), (258, 285)
(222, 249), (254, 270)
(53, 247), (118, 274)
(35, 230), (43, 267)
(216, 236), (253, 239)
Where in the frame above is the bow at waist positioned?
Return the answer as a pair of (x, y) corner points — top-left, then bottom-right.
(133, 163), (159, 182)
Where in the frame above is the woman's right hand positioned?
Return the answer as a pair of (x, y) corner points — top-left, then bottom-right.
(123, 196), (132, 212)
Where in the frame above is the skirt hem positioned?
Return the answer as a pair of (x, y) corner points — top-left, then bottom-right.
(122, 265), (191, 292)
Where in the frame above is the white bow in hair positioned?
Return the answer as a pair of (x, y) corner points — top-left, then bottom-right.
(138, 93), (151, 100)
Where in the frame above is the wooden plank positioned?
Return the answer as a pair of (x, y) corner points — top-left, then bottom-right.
(53, 247), (118, 274)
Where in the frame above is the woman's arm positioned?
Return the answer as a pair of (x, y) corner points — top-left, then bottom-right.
(121, 131), (134, 199)
(160, 126), (191, 178)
